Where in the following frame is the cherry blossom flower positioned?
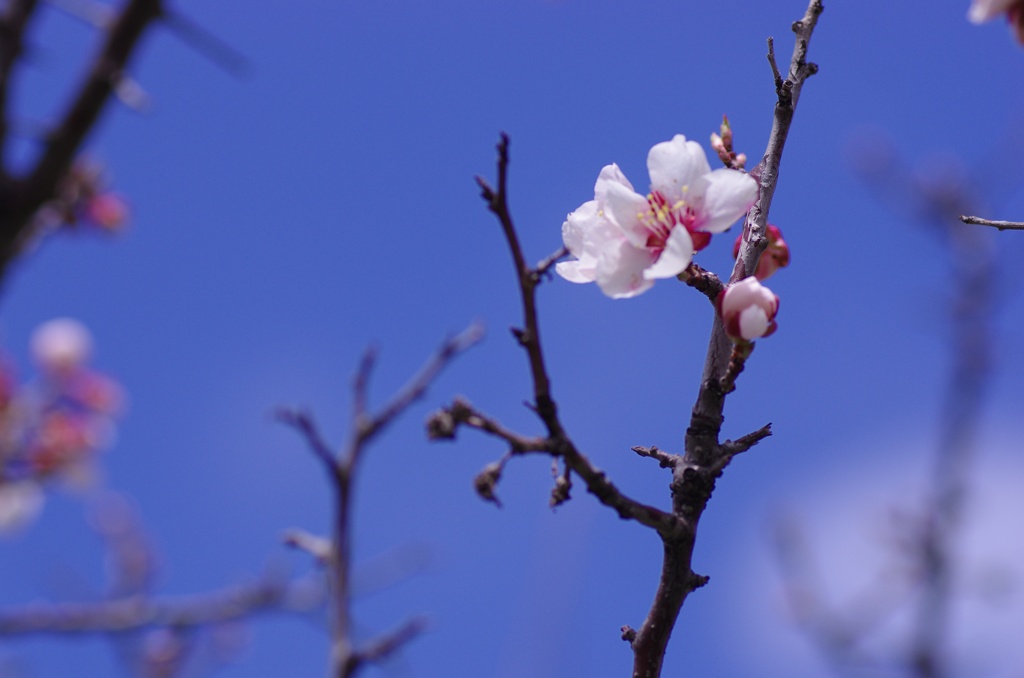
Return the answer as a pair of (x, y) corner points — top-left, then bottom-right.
(717, 276), (779, 341)
(968, 0), (1024, 43)
(732, 224), (790, 281)
(30, 318), (93, 374)
(557, 135), (758, 298)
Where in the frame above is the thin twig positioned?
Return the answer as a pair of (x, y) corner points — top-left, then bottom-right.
(276, 409), (342, 479)
(959, 214), (1024, 230)
(631, 446), (681, 470)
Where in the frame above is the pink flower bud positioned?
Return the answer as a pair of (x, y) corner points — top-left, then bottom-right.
(84, 193), (129, 231)
(30, 318), (93, 374)
(716, 276), (779, 341)
(732, 224), (790, 281)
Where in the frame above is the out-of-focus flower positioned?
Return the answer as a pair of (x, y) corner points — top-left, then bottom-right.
(717, 276), (779, 341)
(28, 412), (98, 475)
(732, 224), (790, 281)
(0, 481), (44, 534)
(83, 193), (129, 231)
(30, 318), (93, 375)
(557, 135), (758, 298)
(968, 0), (1024, 43)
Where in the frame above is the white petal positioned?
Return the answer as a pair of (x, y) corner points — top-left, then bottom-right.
(738, 305), (770, 340)
(644, 227), (694, 280)
(722, 277), (777, 315)
(562, 201), (598, 257)
(556, 261), (594, 283)
(594, 163), (635, 204)
(647, 135), (711, 203)
(595, 240), (655, 299)
(693, 169), (758, 233)
(603, 181), (653, 248)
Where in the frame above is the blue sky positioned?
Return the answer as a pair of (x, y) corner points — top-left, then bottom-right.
(2, 0), (1024, 676)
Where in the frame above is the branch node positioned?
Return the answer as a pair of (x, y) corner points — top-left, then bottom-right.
(621, 625), (637, 643)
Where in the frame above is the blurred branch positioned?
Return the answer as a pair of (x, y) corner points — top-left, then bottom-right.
(283, 326), (481, 678)
(0, 0), (162, 282)
(793, 118), (999, 678)
(0, 576), (320, 635)
(959, 214), (1024, 230)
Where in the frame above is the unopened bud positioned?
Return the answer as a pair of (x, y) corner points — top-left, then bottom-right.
(84, 193), (129, 231)
(732, 224), (790, 281)
(716, 277), (779, 342)
(720, 116), (733, 148)
(474, 462), (504, 507)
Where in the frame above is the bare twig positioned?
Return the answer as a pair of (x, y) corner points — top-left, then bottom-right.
(442, 135), (681, 535)
(677, 262), (725, 302)
(286, 327), (481, 678)
(276, 409), (342, 479)
(533, 246), (568, 280)
(959, 214), (1024, 230)
(631, 446), (681, 470)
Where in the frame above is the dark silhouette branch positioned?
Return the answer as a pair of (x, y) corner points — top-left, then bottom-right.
(0, 0), (163, 281)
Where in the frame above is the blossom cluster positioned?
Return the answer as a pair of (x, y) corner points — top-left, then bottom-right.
(556, 133), (786, 342)
(556, 134), (758, 298)
(0, 319), (123, 533)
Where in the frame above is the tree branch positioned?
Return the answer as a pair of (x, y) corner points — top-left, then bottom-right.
(1, 0), (163, 278)
(959, 214), (1024, 230)
(630, 3), (824, 676)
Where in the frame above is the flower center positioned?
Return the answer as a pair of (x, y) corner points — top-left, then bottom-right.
(641, 190), (701, 251)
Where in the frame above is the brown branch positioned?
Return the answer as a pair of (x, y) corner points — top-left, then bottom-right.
(677, 262), (724, 302)
(959, 214), (1024, 230)
(533, 246), (568, 280)
(629, 3), (824, 676)
(476, 134), (559, 435)
(631, 446), (681, 470)
(446, 137), (682, 535)
(349, 324), (483, 456)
